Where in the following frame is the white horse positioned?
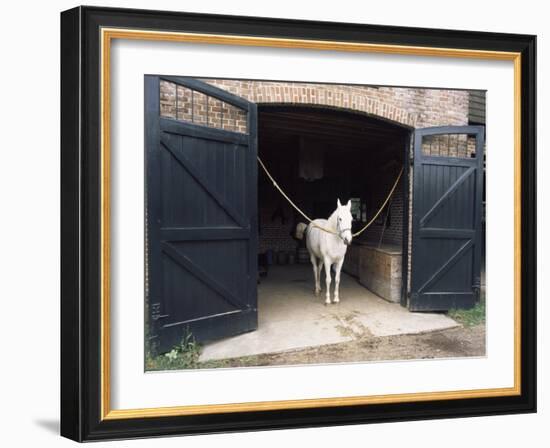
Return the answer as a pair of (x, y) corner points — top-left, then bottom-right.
(295, 199), (353, 305)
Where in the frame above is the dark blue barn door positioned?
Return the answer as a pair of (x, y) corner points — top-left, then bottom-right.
(145, 76), (258, 353)
(410, 126), (484, 311)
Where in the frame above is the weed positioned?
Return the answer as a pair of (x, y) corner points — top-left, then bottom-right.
(448, 291), (486, 327)
(145, 329), (202, 371)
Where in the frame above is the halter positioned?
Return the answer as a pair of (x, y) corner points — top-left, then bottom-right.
(336, 216), (352, 242)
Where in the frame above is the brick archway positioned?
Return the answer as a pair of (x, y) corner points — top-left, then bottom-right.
(204, 79), (418, 128)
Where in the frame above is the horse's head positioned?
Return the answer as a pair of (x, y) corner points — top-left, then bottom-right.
(336, 199), (353, 246)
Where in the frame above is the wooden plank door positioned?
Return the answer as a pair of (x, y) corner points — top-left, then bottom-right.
(410, 126), (484, 311)
(145, 76), (258, 353)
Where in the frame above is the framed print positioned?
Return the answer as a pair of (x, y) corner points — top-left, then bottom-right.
(60, 5), (536, 441)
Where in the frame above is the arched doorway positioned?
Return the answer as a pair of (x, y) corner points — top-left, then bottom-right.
(256, 105), (411, 332)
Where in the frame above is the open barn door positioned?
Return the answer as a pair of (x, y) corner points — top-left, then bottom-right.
(145, 76), (258, 353)
(410, 126), (484, 311)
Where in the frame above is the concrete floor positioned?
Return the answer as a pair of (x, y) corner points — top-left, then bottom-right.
(199, 264), (459, 361)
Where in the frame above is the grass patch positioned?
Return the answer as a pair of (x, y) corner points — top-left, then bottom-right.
(447, 291), (486, 327)
(146, 331), (202, 371)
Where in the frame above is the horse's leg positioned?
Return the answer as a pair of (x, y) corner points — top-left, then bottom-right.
(333, 258), (344, 303)
(323, 258), (332, 305)
(310, 254), (320, 296)
(317, 259), (324, 294)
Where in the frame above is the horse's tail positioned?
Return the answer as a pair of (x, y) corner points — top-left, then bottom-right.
(295, 222), (308, 240)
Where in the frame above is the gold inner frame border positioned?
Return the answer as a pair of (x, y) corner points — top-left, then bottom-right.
(99, 27), (522, 421)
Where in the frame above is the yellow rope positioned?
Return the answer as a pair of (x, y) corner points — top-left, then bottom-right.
(352, 166), (404, 237)
(257, 156), (404, 238)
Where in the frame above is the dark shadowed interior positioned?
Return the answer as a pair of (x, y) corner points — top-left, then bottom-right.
(257, 106), (410, 257)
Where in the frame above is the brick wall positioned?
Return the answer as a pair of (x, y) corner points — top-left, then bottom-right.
(202, 79), (469, 128)
(159, 79), (469, 129)
(422, 133), (478, 158)
(160, 80), (248, 133)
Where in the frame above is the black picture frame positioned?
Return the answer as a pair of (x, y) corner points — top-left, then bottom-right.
(61, 5), (536, 442)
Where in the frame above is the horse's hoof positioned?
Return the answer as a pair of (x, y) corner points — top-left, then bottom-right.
(333, 298), (340, 304)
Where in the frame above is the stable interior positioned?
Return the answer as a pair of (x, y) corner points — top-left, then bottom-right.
(257, 106), (410, 305)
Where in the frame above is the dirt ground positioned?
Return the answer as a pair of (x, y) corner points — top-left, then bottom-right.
(197, 324), (486, 369)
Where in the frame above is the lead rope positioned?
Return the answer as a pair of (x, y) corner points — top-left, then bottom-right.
(257, 156), (404, 238)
